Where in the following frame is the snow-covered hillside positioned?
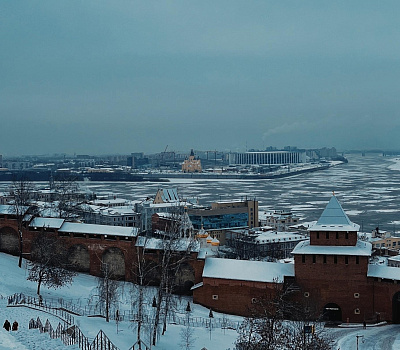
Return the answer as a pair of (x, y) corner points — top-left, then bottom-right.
(1, 252), (400, 350)
(0, 252), (239, 350)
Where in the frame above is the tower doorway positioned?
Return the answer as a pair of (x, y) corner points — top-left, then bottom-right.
(392, 292), (400, 323)
(322, 303), (342, 322)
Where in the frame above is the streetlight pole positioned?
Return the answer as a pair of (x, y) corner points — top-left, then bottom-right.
(356, 334), (364, 350)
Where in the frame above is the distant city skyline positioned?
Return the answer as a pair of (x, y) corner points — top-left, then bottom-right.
(2, 146), (396, 160)
(1, 1), (400, 156)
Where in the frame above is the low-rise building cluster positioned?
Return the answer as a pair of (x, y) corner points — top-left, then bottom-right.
(1, 185), (400, 325)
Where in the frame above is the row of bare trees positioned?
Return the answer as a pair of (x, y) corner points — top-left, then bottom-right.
(6, 177), (81, 294)
(134, 212), (197, 348)
(7, 177), (197, 348)
(235, 281), (332, 350)
(84, 210), (197, 348)
(8, 174), (85, 226)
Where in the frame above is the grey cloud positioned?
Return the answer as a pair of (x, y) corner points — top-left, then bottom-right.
(1, 1), (400, 155)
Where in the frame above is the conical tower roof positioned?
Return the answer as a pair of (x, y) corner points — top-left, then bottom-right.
(310, 195), (360, 232)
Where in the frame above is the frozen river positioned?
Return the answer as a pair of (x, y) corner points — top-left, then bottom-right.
(79, 153), (400, 233)
(1, 153), (399, 233)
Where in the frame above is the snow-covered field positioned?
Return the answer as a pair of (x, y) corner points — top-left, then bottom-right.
(0, 252), (240, 350)
(1, 251), (400, 349)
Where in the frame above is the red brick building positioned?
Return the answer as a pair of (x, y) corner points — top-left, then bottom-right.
(292, 195), (400, 323)
(192, 258), (294, 316)
(193, 196), (400, 323)
(3, 197), (400, 323)
(0, 205), (199, 294)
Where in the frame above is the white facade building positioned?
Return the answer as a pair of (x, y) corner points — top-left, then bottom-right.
(228, 151), (306, 165)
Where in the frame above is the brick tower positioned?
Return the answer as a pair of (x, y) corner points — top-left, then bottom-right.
(292, 195), (373, 322)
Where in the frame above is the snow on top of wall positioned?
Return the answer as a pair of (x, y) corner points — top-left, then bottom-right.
(202, 258), (294, 283)
(29, 217), (65, 229)
(58, 222), (138, 237)
(254, 231), (306, 243)
(292, 239), (372, 256)
(135, 236), (200, 252)
(367, 264), (400, 281)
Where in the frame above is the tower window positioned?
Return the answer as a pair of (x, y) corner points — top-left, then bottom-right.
(326, 232), (329, 239)
(302, 255), (305, 263)
(323, 255), (327, 264)
(336, 232), (339, 239)
(334, 255), (337, 264)
(345, 256), (349, 265)
(316, 232), (320, 239)
(356, 256), (359, 264)
(313, 255), (316, 264)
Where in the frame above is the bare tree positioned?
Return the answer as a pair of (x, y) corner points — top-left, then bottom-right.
(27, 234), (76, 295)
(95, 262), (121, 322)
(52, 173), (83, 219)
(235, 281), (331, 350)
(8, 178), (34, 268)
(151, 210), (196, 346)
(180, 306), (196, 350)
(130, 237), (160, 349)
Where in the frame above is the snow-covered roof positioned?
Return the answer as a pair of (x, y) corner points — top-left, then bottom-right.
(259, 210), (298, 220)
(157, 188), (179, 203)
(0, 204), (29, 215)
(135, 236), (200, 252)
(292, 239), (372, 256)
(81, 204), (138, 216)
(254, 231), (306, 243)
(99, 207), (137, 216)
(367, 265), (400, 281)
(212, 199), (246, 204)
(29, 217), (65, 229)
(91, 198), (128, 206)
(202, 258), (294, 283)
(58, 222), (138, 237)
(388, 255), (400, 262)
(197, 248), (218, 259)
(290, 221), (316, 230)
(309, 196), (360, 232)
(135, 236), (163, 249)
(143, 202), (190, 209)
(190, 282), (203, 290)
(154, 212), (175, 219)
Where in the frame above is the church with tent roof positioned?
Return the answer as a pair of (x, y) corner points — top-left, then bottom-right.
(193, 195), (400, 323)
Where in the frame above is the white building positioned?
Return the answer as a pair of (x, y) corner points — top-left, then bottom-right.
(259, 209), (300, 231)
(81, 203), (140, 227)
(228, 151), (306, 165)
(226, 227), (306, 260)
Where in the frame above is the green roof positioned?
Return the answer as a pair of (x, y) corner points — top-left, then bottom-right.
(310, 196), (360, 232)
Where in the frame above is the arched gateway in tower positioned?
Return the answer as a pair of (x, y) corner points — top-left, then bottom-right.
(322, 303), (342, 322)
(392, 292), (400, 324)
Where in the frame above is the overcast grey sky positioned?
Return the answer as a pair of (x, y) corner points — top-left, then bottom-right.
(1, 1), (400, 156)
